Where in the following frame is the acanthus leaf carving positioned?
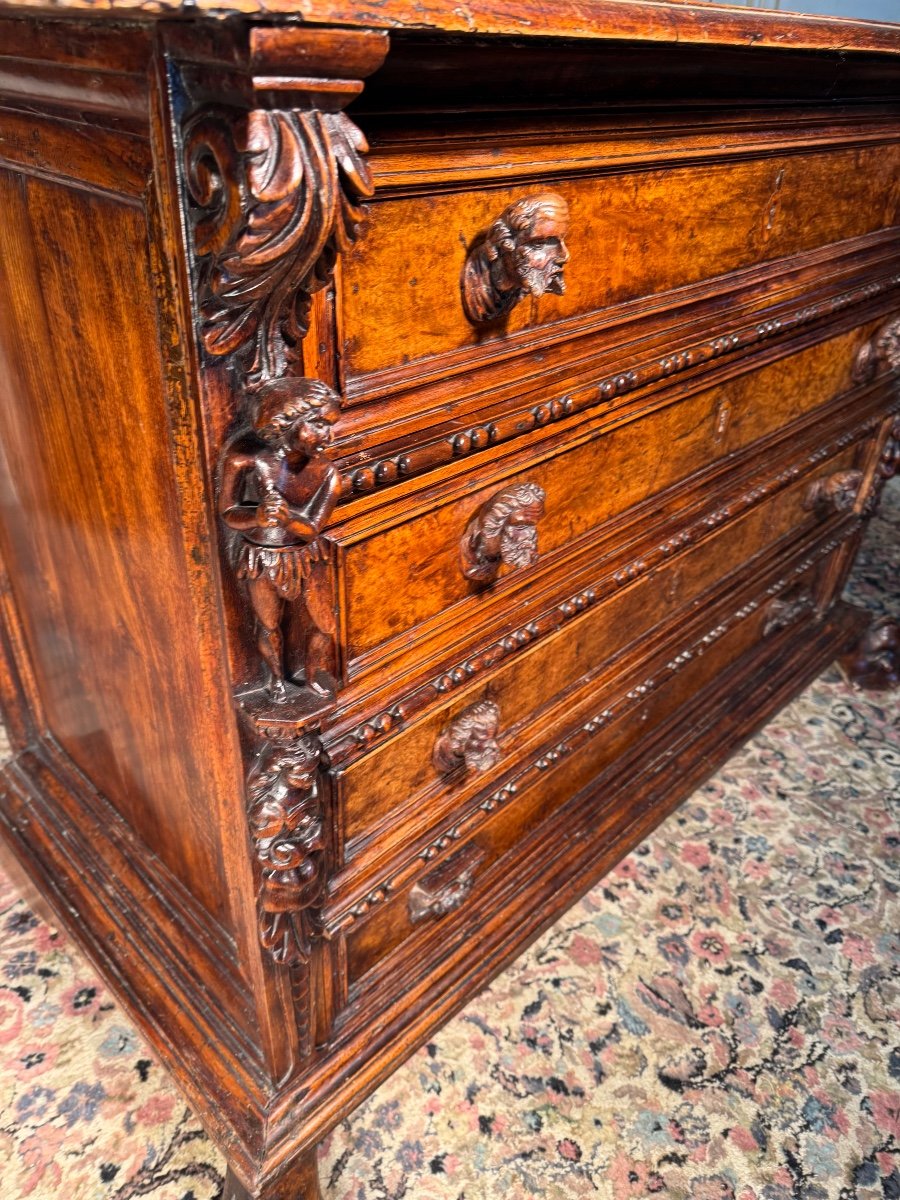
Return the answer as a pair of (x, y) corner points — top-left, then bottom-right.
(184, 106), (373, 386)
(247, 734), (327, 967)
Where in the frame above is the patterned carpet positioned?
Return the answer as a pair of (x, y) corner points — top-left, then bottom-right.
(0, 483), (897, 1200)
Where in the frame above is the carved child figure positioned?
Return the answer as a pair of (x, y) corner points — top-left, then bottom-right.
(219, 379), (342, 703)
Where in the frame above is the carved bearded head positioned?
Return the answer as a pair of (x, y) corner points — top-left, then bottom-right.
(463, 192), (570, 323)
(502, 193), (570, 301)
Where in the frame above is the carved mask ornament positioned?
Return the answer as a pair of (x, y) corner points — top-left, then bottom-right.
(246, 734), (326, 966)
(462, 193), (570, 324)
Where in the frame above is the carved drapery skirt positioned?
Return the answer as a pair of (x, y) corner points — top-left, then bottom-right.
(237, 543), (314, 602)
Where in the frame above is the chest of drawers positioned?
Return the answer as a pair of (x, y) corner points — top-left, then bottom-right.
(0, 2), (898, 1197)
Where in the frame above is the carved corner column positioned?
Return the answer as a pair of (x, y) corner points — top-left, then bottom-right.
(170, 24), (388, 1084)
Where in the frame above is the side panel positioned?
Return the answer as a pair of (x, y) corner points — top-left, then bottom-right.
(0, 169), (234, 923)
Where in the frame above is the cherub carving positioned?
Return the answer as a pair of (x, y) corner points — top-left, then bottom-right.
(462, 192), (570, 324)
(246, 735), (325, 966)
(460, 482), (547, 585)
(219, 379), (342, 703)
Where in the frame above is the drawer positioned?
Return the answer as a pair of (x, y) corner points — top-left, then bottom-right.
(337, 323), (871, 676)
(337, 540), (840, 992)
(332, 439), (868, 873)
(340, 142), (900, 395)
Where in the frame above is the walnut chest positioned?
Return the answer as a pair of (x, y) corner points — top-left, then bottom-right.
(0, 2), (898, 1196)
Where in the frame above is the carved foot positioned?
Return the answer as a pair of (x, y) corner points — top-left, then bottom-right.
(222, 1149), (322, 1200)
(838, 616), (899, 690)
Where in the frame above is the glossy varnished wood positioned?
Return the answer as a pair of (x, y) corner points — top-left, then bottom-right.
(0, 7), (897, 1199)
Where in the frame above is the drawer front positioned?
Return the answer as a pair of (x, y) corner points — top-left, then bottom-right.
(339, 323), (870, 673)
(338, 540), (841, 990)
(333, 439), (868, 869)
(341, 142), (900, 390)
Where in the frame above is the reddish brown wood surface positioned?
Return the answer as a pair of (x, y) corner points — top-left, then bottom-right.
(0, 11), (897, 1200)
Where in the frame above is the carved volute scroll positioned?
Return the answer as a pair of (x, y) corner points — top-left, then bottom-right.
(409, 844), (485, 925)
(462, 192), (570, 324)
(182, 29), (388, 387)
(461, 482), (546, 585)
(852, 315), (900, 385)
(803, 469), (863, 518)
(864, 416), (900, 516)
(246, 734), (326, 966)
(433, 700), (502, 775)
(764, 588), (814, 637)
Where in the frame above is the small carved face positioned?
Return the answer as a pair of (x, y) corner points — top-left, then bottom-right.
(511, 201), (570, 300)
(500, 522), (540, 569)
(830, 478), (859, 513)
(290, 402), (340, 456)
(464, 722), (501, 773)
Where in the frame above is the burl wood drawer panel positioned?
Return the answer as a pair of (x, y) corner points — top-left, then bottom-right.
(340, 143), (900, 385)
(340, 542), (837, 991)
(338, 323), (869, 672)
(334, 439), (866, 869)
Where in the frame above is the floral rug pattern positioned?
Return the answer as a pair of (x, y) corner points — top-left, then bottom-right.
(0, 483), (897, 1200)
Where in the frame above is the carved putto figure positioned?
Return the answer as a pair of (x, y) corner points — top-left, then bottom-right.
(461, 482), (547, 584)
(462, 192), (570, 323)
(246, 735), (325, 965)
(219, 379), (342, 703)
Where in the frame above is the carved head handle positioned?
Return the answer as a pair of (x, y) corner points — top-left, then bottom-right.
(852, 316), (900, 385)
(462, 192), (570, 324)
(803, 469), (863, 518)
(763, 588), (815, 638)
(461, 482), (546, 585)
(408, 844), (485, 925)
(433, 699), (501, 775)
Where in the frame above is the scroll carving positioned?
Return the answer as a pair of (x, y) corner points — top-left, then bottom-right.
(247, 735), (326, 966)
(864, 417), (900, 516)
(184, 107), (374, 385)
(219, 379), (342, 704)
(409, 844), (485, 924)
(803, 469), (863, 517)
(462, 193), (570, 324)
(461, 482), (546, 585)
(433, 700), (502, 775)
(763, 588), (814, 637)
(852, 316), (900, 385)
